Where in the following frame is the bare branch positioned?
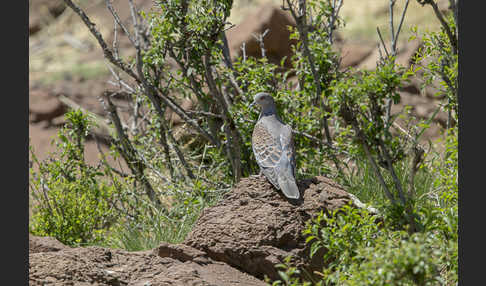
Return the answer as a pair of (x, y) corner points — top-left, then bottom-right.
(187, 110), (223, 119)
(252, 28), (270, 58)
(132, 2), (221, 147)
(394, 0), (410, 53)
(328, 0), (344, 44)
(378, 140), (406, 206)
(130, 94), (141, 135)
(112, 18), (119, 60)
(203, 53), (243, 181)
(285, 0), (334, 146)
(376, 27), (390, 58)
(220, 32), (243, 97)
(220, 32), (234, 70)
(105, 0), (135, 46)
(101, 93), (161, 207)
(391, 121), (426, 153)
(407, 145), (424, 198)
(389, 0), (396, 55)
(66, 0), (212, 149)
(166, 125), (196, 180)
(240, 42), (247, 62)
(105, 63), (136, 93)
(92, 133), (130, 178)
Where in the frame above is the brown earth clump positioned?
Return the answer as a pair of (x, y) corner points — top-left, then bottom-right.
(181, 175), (359, 280)
(30, 175), (372, 284)
(29, 238), (266, 286)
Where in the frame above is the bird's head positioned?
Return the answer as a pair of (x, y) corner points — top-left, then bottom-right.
(249, 92), (276, 111)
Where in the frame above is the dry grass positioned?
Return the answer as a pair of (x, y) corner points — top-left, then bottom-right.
(29, 0), (446, 86)
(29, 0), (113, 84)
(339, 0), (445, 42)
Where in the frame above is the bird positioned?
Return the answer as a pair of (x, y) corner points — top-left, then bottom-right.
(250, 92), (300, 199)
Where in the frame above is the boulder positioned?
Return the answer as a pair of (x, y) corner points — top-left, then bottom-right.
(225, 3), (297, 67)
(182, 175), (365, 280)
(337, 42), (375, 69)
(392, 91), (448, 127)
(29, 234), (69, 254)
(29, 175), (373, 284)
(357, 39), (422, 70)
(29, 0), (66, 35)
(29, 89), (67, 127)
(29, 238), (266, 286)
(400, 75), (447, 100)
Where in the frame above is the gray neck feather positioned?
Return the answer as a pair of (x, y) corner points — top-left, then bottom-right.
(259, 104), (278, 120)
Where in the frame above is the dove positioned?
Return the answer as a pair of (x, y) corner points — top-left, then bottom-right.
(250, 92), (300, 199)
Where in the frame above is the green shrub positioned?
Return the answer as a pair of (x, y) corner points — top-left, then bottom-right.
(341, 232), (444, 286)
(271, 127), (457, 285)
(273, 173), (457, 285)
(30, 110), (116, 246)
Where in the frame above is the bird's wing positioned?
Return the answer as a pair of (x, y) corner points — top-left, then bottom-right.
(276, 124), (300, 199)
(252, 121), (282, 188)
(279, 124), (296, 176)
(252, 121), (283, 169)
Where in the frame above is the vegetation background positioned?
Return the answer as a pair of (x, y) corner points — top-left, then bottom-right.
(29, 0), (457, 285)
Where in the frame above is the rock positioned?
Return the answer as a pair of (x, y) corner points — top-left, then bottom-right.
(29, 234), (69, 254)
(29, 90), (67, 127)
(424, 81), (447, 100)
(29, 175), (374, 284)
(28, 85), (130, 173)
(400, 76), (422, 95)
(29, 121), (128, 174)
(29, 238), (267, 286)
(29, 0), (66, 35)
(155, 242), (210, 264)
(337, 42), (375, 69)
(357, 39), (422, 70)
(392, 92), (448, 127)
(183, 175), (363, 280)
(225, 3), (297, 67)
(438, 0), (452, 13)
(400, 75), (447, 100)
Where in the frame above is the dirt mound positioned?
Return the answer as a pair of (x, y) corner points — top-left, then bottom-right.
(179, 175), (359, 280)
(29, 240), (266, 286)
(29, 234), (70, 254)
(30, 175), (371, 284)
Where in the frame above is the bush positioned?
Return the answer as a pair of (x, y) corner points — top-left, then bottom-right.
(271, 128), (458, 285)
(341, 232), (444, 286)
(29, 110), (116, 246)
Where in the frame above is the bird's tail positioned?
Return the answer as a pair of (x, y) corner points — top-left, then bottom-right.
(277, 173), (300, 199)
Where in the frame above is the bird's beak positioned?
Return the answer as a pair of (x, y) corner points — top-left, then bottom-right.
(249, 101), (256, 108)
